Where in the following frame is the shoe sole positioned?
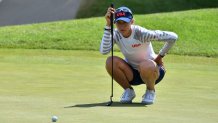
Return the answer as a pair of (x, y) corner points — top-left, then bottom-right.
(141, 101), (154, 105)
(120, 101), (133, 104)
(120, 95), (136, 104)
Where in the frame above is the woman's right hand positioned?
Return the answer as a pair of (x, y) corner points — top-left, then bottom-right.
(105, 7), (115, 26)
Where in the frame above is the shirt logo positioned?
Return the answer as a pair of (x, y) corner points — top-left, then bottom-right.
(132, 43), (141, 48)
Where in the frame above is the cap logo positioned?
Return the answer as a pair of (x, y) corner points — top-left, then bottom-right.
(116, 12), (125, 17)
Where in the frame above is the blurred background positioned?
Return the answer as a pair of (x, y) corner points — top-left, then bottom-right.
(0, 0), (218, 26)
(0, 0), (82, 26)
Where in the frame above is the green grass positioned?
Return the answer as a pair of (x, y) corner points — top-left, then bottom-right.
(0, 9), (217, 57)
(78, 0), (218, 18)
(0, 49), (218, 123)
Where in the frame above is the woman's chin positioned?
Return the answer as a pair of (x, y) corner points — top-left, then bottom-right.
(120, 31), (126, 34)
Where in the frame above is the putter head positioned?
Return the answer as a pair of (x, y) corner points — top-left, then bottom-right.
(106, 101), (113, 106)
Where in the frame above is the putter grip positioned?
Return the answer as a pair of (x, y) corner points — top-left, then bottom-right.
(110, 3), (114, 30)
(110, 3), (114, 9)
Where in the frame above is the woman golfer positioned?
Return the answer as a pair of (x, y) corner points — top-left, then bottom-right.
(100, 6), (178, 104)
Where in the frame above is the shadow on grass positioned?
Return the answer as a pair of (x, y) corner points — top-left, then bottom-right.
(64, 101), (147, 108)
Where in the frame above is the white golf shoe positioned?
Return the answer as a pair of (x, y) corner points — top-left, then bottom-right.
(120, 88), (136, 103)
(142, 89), (156, 105)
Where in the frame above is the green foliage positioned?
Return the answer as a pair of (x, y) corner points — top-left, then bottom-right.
(77, 0), (218, 18)
(0, 9), (217, 57)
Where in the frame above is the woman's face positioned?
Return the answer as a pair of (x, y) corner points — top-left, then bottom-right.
(115, 20), (133, 37)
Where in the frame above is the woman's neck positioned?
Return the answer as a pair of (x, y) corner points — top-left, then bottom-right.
(122, 29), (132, 38)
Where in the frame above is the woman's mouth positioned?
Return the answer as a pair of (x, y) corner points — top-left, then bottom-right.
(120, 30), (126, 32)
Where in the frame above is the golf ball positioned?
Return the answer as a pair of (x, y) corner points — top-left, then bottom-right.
(51, 116), (58, 122)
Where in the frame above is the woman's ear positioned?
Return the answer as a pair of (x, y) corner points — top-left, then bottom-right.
(131, 19), (134, 24)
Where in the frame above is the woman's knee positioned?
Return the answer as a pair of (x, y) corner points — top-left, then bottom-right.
(105, 56), (133, 81)
(105, 56), (122, 70)
(138, 59), (158, 74)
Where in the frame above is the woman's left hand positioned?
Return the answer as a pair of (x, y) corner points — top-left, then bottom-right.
(154, 54), (164, 66)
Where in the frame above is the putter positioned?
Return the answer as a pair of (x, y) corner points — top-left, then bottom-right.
(107, 3), (114, 106)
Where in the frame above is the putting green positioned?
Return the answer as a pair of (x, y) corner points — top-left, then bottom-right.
(0, 49), (217, 123)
